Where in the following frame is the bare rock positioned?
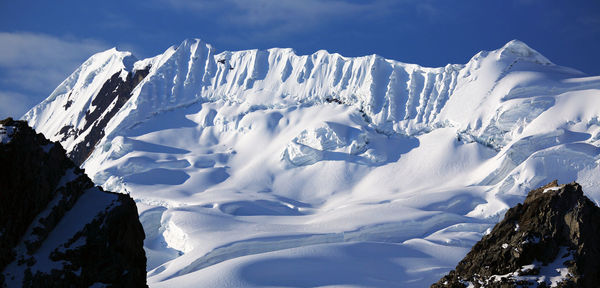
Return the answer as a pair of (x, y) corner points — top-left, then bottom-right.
(0, 118), (147, 287)
(432, 181), (600, 287)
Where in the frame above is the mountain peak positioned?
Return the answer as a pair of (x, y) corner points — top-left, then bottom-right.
(178, 38), (214, 50)
(92, 46), (134, 63)
(496, 39), (552, 65)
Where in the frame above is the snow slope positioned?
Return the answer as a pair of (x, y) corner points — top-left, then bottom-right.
(23, 49), (136, 153)
(23, 39), (600, 287)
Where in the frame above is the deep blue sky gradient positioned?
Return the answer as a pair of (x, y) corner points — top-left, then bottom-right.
(0, 0), (599, 118)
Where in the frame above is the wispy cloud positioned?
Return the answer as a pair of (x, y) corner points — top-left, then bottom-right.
(0, 32), (110, 118)
(152, 0), (445, 50)
(577, 15), (600, 32)
(0, 32), (109, 92)
(159, 0), (398, 36)
(0, 91), (32, 120)
(222, 0), (373, 26)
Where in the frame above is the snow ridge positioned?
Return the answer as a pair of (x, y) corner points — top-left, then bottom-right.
(24, 38), (585, 155)
(98, 38), (465, 146)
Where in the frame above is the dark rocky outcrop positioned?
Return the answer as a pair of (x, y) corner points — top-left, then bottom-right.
(59, 65), (151, 165)
(432, 181), (600, 288)
(0, 118), (147, 287)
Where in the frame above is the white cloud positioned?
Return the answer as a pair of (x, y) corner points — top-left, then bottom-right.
(0, 32), (110, 91)
(0, 32), (110, 118)
(0, 91), (33, 119)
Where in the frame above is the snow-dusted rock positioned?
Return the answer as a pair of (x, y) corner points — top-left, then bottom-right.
(433, 181), (600, 287)
(0, 118), (146, 287)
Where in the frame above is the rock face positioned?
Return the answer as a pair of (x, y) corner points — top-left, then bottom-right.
(432, 181), (600, 287)
(0, 118), (147, 287)
(67, 65), (151, 165)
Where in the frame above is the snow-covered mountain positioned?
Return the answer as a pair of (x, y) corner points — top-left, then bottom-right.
(0, 118), (146, 287)
(22, 39), (600, 287)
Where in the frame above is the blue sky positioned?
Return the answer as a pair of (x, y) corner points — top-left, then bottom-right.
(0, 0), (599, 118)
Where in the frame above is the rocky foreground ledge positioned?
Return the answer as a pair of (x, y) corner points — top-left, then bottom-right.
(0, 118), (147, 287)
(432, 181), (600, 288)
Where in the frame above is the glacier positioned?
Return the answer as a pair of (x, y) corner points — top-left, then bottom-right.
(22, 38), (600, 287)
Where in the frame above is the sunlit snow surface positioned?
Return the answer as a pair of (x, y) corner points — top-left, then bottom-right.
(23, 39), (600, 287)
